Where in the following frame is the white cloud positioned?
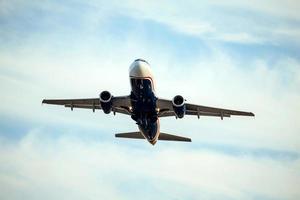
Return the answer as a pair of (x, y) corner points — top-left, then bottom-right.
(2, 0), (300, 44)
(213, 32), (265, 44)
(0, 130), (299, 200)
(1, 1), (300, 199)
(215, 0), (300, 20)
(0, 17), (300, 151)
(94, 0), (300, 44)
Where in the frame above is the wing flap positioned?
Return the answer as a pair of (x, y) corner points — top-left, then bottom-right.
(65, 104), (101, 109)
(159, 110), (231, 118)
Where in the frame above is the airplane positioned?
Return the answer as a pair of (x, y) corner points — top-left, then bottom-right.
(42, 59), (254, 145)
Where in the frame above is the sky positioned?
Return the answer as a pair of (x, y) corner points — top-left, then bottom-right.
(0, 0), (300, 199)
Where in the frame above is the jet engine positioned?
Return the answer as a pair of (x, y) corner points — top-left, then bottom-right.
(99, 91), (113, 114)
(172, 95), (186, 118)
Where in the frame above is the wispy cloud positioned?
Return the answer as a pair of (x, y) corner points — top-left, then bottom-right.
(0, 129), (299, 200)
(90, 0), (300, 45)
(1, 0), (300, 199)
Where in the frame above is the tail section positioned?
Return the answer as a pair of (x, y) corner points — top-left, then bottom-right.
(159, 132), (191, 142)
(115, 132), (144, 139)
(115, 132), (191, 142)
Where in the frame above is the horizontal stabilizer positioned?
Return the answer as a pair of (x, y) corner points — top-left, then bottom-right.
(159, 133), (191, 142)
(115, 132), (191, 142)
(115, 132), (144, 139)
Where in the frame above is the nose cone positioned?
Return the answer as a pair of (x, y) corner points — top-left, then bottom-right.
(129, 59), (153, 78)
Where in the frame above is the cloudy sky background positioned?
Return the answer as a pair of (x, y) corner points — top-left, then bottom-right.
(0, 0), (300, 199)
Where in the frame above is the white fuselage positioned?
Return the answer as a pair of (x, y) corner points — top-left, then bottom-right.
(129, 59), (160, 145)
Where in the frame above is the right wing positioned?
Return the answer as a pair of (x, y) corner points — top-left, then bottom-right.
(42, 96), (131, 115)
(157, 98), (254, 119)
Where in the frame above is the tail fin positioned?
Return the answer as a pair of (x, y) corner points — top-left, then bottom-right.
(115, 132), (191, 142)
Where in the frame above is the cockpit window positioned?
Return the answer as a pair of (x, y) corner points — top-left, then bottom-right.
(134, 58), (149, 64)
(131, 78), (153, 95)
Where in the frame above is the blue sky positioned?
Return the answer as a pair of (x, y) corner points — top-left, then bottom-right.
(0, 0), (300, 199)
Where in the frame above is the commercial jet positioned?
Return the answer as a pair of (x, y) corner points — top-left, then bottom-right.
(42, 59), (254, 145)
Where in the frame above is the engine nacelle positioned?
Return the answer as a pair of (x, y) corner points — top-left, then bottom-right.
(172, 95), (186, 118)
(99, 91), (113, 114)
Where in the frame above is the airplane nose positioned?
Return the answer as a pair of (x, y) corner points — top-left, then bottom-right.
(132, 64), (144, 75)
(129, 59), (152, 78)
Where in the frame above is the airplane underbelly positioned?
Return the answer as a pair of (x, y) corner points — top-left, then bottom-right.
(130, 75), (159, 144)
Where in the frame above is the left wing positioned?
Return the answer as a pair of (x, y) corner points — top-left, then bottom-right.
(42, 96), (131, 115)
(157, 98), (254, 119)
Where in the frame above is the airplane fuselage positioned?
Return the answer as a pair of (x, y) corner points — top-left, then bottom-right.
(129, 59), (159, 145)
